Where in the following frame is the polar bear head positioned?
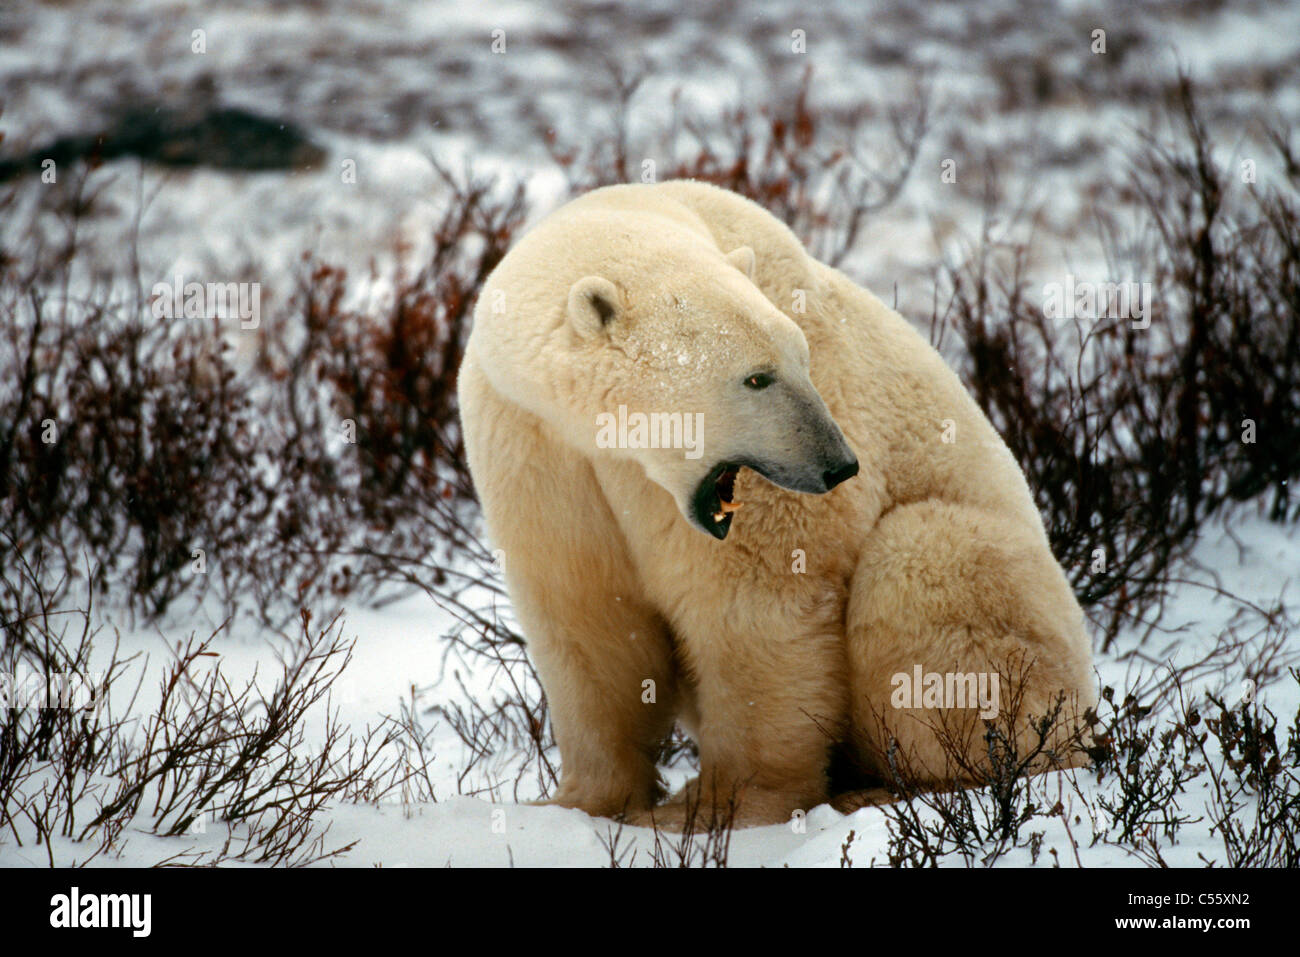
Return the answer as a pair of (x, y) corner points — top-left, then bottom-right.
(569, 237), (857, 539)
(472, 211), (858, 540)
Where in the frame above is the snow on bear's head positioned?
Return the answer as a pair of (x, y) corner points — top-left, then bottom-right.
(471, 212), (858, 540)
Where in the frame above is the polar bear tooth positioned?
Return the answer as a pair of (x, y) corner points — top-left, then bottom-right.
(719, 500), (743, 514)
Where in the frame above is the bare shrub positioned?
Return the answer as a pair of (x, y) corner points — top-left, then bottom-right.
(82, 608), (393, 865)
(0, 551), (405, 866)
(546, 65), (930, 266)
(0, 549), (138, 865)
(873, 667), (1090, 867)
(1187, 671), (1300, 867)
(0, 164), (526, 625)
(932, 75), (1300, 647)
(598, 782), (738, 869)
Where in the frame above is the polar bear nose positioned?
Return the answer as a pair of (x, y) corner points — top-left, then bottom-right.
(822, 458), (859, 491)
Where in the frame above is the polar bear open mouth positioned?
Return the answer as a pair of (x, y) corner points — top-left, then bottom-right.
(693, 463), (744, 539)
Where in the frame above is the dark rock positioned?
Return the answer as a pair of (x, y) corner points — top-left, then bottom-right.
(0, 103), (326, 181)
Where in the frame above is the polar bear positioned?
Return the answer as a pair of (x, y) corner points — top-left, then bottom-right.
(458, 179), (1096, 828)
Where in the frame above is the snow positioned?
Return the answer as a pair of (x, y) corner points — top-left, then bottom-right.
(0, 500), (1293, 868)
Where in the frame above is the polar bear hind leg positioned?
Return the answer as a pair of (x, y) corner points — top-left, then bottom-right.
(843, 500), (1095, 790)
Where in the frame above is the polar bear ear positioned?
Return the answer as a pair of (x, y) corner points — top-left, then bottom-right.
(725, 246), (756, 280)
(567, 275), (620, 339)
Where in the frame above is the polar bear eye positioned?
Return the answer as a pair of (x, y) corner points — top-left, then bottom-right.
(743, 372), (775, 390)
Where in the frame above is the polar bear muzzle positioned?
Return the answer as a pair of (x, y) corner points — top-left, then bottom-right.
(689, 380), (859, 538)
(691, 450), (859, 540)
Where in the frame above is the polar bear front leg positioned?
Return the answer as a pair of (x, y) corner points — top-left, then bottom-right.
(461, 363), (681, 818)
(643, 608), (849, 829)
(489, 483), (679, 818)
(518, 585), (679, 818)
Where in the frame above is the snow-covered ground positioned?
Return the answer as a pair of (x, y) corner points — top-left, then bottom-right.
(1, 0), (1297, 867)
(0, 500), (1294, 868)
